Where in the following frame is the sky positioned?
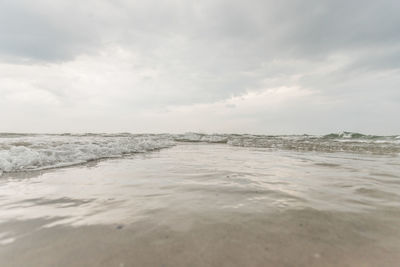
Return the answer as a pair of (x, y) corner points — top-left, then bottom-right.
(0, 0), (399, 134)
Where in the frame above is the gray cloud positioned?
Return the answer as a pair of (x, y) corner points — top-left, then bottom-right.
(0, 0), (399, 133)
(2, 0), (399, 62)
(0, 1), (103, 62)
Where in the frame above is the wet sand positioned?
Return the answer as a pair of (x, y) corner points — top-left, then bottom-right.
(1, 144), (400, 266)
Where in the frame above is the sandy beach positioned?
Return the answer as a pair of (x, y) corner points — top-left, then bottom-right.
(1, 143), (400, 266)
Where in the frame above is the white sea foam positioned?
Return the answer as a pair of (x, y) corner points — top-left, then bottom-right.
(0, 134), (174, 174)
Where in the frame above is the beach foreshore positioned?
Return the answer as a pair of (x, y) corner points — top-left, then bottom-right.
(1, 144), (400, 266)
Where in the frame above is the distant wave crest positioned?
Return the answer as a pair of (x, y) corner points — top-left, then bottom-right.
(174, 133), (228, 143)
(322, 131), (386, 139)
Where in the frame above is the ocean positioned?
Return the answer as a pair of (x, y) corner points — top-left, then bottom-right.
(0, 132), (400, 266)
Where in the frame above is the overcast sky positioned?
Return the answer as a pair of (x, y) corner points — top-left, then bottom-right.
(0, 0), (399, 134)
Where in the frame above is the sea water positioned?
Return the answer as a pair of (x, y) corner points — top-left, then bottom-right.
(0, 132), (399, 266)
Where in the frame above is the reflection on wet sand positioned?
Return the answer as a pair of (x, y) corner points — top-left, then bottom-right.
(0, 144), (400, 266)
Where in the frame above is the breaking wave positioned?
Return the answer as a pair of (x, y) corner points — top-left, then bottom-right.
(0, 134), (174, 174)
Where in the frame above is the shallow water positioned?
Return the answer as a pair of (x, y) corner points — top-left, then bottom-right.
(0, 143), (400, 266)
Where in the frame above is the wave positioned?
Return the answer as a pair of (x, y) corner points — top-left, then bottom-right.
(172, 132), (400, 155)
(322, 131), (384, 139)
(174, 133), (228, 143)
(0, 134), (174, 175)
(226, 132), (400, 154)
